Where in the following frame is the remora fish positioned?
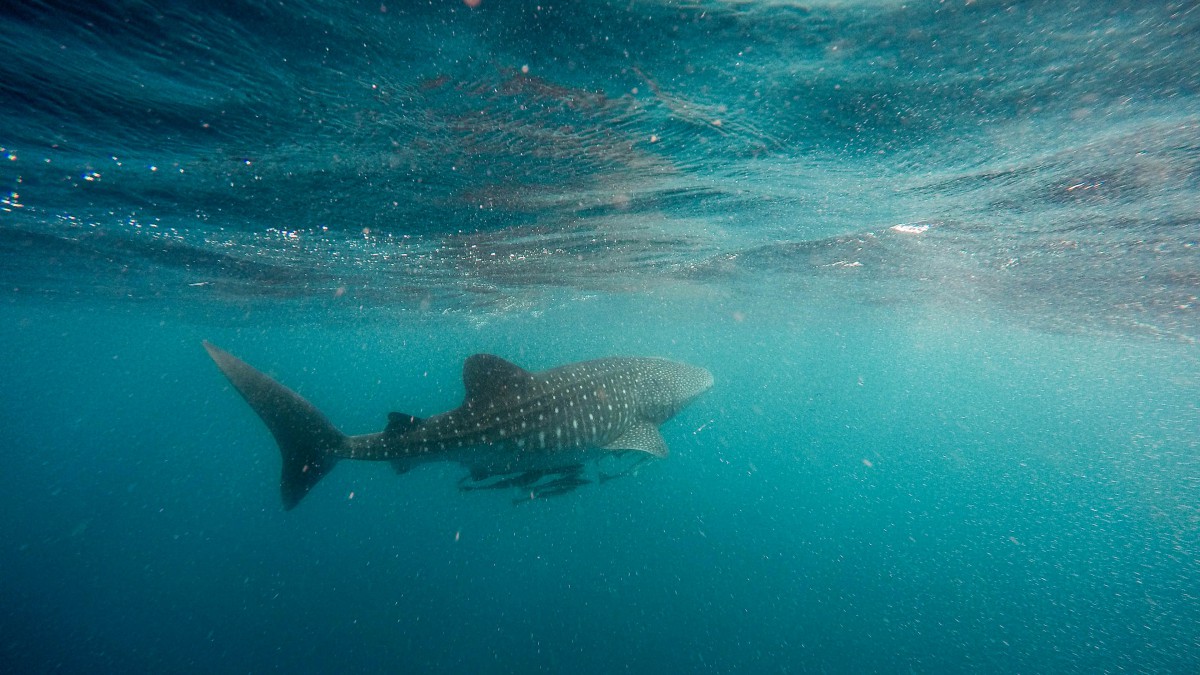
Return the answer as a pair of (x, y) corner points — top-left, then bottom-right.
(203, 342), (713, 509)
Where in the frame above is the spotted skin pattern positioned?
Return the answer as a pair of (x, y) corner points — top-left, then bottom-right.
(343, 355), (713, 474)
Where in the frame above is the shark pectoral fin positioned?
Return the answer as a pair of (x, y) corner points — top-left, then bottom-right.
(604, 422), (669, 458)
(385, 412), (423, 436)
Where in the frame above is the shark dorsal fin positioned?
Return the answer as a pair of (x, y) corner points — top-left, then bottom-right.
(462, 354), (535, 404)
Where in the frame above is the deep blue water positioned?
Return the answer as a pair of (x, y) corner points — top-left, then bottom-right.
(2, 1), (1199, 672)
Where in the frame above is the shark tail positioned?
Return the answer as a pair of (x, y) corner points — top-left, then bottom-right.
(203, 342), (345, 510)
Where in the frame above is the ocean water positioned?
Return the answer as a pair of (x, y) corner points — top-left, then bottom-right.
(2, 0), (1198, 672)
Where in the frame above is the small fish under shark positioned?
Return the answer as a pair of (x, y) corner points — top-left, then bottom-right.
(203, 342), (713, 509)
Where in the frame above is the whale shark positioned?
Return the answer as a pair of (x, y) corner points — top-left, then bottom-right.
(203, 342), (713, 509)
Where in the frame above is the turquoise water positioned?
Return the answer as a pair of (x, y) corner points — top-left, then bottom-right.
(2, 1), (1199, 672)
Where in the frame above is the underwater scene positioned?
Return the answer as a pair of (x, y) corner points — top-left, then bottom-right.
(1, 1), (1198, 672)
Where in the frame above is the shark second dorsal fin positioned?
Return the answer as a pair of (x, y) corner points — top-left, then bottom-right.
(385, 412), (423, 435)
(462, 354), (534, 404)
(603, 422), (670, 458)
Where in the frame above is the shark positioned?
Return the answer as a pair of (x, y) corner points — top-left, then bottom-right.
(203, 342), (713, 509)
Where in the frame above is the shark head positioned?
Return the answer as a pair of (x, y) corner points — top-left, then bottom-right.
(635, 359), (714, 424)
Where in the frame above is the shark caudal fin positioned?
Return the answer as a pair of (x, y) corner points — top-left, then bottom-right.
(203, 342), (345, 510)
